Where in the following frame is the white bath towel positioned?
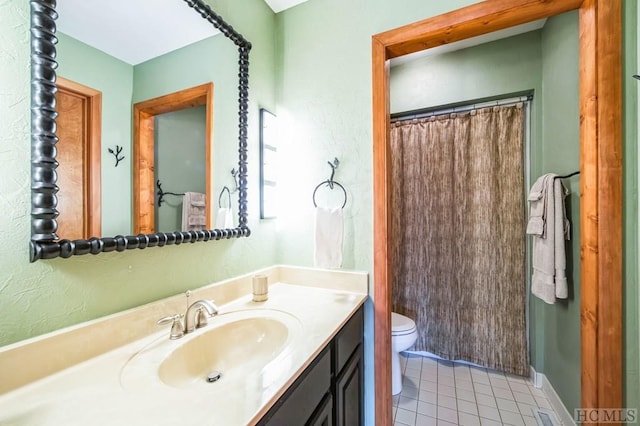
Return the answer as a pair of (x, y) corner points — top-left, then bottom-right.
(215, 207), (234, 229)
(181, 192), (206, 232)
(527, 174), (570, 304)
(314, 207), (344, 269)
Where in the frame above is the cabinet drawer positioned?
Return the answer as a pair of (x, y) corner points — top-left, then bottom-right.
(334, 308), (363, 374)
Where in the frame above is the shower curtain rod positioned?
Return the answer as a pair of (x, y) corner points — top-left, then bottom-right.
(391, 95), (533, 123)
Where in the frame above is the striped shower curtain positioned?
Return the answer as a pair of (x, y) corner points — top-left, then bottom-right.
(390, 104), (529, 376)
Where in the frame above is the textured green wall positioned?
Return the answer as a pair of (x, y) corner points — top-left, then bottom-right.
(537, 11), (581, 413)
(624, 0), (639, 410)
(0, 0), (277, 347)
(56, 33), (134, 236)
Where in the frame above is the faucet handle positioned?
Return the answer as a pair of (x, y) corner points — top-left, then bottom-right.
(157, 314), (184, 340)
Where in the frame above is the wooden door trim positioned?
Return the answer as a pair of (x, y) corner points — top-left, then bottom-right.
(372, 0), (622, 424)
(133, 83), (214, 234)
(56, 76), (102, 238)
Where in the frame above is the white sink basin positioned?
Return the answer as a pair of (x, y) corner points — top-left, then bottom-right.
(120, 309), (301, 390)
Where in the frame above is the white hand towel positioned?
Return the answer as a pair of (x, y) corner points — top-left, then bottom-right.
(314, 207), (344, 269)
(215, 207), (233, 229)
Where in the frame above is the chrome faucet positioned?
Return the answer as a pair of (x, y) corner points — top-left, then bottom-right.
(157, 298), (219, 339)
(184, 299), (219, 334)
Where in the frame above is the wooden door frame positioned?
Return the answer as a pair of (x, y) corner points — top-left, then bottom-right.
(56, 76), (102, 238)
(133, 83), (214, 234)
(372, 0), (622, 424)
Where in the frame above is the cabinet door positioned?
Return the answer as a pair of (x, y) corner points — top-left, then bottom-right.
(335, 345), (363, 426)
(306, 393), (333, 426)
(259, 347), (331, 426)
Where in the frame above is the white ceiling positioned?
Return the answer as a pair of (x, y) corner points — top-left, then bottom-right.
(265, 0), (309, 13)
(56, 0), (309, 65)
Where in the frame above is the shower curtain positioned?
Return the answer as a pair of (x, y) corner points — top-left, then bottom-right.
(390, 104), (528, 376)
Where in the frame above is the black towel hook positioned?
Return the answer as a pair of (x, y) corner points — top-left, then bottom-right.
(312, 157), (347, 208)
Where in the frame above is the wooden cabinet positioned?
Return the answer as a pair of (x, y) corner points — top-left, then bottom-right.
(258, 306), (364, 426)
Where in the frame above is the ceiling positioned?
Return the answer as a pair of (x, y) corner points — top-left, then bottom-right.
(56, 0), (310, 65)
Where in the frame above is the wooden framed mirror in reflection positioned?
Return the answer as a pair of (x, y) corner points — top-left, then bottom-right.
(29, 0), (251, 262)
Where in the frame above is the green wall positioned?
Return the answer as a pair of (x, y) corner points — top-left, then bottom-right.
(56, 33), (134, 236)
(155, 106), (207, 232)
(624, 0), (639, 410)
(537, 11), (581, 413)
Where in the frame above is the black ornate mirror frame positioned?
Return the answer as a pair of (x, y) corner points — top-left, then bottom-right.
(30, 0), (251, 262)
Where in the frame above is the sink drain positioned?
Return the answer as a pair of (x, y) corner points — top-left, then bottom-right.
(206, 371), (222, 383)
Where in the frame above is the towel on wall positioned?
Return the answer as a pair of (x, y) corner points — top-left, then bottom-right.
(314, 207), (344, 269)
(181, 192), (206, 232)
(526, 174), (570, 304)
(215, 207), (233, 229)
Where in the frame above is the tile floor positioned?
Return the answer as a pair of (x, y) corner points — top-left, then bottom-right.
(392, 353), (559, 426)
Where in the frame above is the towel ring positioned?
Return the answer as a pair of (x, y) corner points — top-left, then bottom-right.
(312, 180), (347, 208)
(218, 186), (231, 208)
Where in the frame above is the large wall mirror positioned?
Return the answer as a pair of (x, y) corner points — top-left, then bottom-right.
(30, 0), (251, 262)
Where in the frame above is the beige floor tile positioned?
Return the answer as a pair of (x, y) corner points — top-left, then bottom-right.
(456, 389), (476, 403)
(500, 409), (525, 426)
(457, 399), (479, 416)
(496, 397), (520, 413)
(456, 379), (474, 392)
(458, 412), (481, 426)
(419, 390), (438, 404)
(473, 383), (493, 396)
(418, 401), (438, 418)
(477, 405), (501, 422)
(399, 396), (419, 412)
(416, 414), (438, 426)
(475, 393), (498, 408)
(396, 407), (417, 426)
(509, 382), (531, 394)
(437, 406), (459, 424)
(493, 387), (514, 401)
(438, 384), (456, 398)
(438, 395), (457, 410)
(517, 402), (538, 418)
(489, 377), (510, 390)
(513, 391), (536, 405)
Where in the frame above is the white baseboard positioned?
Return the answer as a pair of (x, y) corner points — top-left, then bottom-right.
(530, 366), (576, 426)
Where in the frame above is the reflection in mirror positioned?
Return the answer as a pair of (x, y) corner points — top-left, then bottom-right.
(132, 83), (213, 235)
(30, 0), (251, 261)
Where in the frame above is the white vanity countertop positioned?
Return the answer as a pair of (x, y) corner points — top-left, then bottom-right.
(0, 267), (368, 426)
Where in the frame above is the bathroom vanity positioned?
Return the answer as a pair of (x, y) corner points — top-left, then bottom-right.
(258, 306), (364, 426)
(0, 266), (368, 425)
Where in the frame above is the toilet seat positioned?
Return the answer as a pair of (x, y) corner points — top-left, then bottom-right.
(392, 312), (416, 336)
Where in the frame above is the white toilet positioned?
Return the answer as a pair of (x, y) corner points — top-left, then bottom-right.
(391, 312), (418, 395)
